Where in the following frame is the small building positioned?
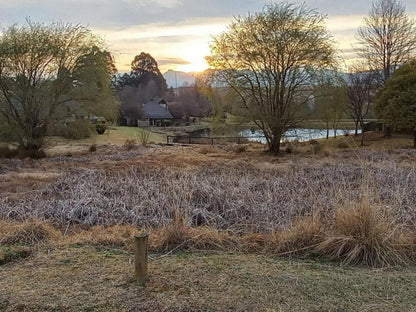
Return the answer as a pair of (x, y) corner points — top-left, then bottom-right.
(141, 98), (173, 127)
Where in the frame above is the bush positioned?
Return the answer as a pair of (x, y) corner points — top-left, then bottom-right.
(138, 129), (150, 147)
(88, 144), (97, 153)
(124, 139), (136, 150)
(95, 124), (107, 135)
(61, 120), (95, 140)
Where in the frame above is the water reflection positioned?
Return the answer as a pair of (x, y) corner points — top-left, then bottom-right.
(240, 128), (362, 144)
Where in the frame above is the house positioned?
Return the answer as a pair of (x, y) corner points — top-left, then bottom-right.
(141, 98), (173, 127)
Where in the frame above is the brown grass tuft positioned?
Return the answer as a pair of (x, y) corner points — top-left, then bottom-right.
(269, 216), (325, 255)
(150, 222), (235, 252)
(66, 224), (141, 251)
(317, 197), (411, 267)
(0, 219), (60, 246)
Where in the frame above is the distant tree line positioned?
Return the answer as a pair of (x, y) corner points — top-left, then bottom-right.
(1, 0), (415, 156)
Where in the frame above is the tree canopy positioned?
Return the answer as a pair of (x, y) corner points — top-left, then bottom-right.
(207, 3), (335, 152)
(0, 21), (117, 152)
(374, 59), (416, 147)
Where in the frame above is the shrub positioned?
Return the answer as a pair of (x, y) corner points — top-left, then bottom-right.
(95, 124), (107, 135)
(88, 144), (97, 153)
(138, 129), (150, 147)
(61, 120), (95, 139)
(124, 139), (136, 151)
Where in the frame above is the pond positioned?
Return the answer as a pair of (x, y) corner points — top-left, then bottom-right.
(240, 128), (361, 144)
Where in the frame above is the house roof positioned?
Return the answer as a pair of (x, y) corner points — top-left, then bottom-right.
(143, 98), (173, 119)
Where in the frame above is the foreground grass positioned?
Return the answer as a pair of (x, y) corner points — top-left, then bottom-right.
(1, 245), (416, 312)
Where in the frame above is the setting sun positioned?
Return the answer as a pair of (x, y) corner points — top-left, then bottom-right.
(176, 41), (210, 73)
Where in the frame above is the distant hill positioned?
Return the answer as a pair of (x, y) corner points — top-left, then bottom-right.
(163, 70), (196, 88)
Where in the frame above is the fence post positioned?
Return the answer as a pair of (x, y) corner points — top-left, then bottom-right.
(134, 233), (149, 286)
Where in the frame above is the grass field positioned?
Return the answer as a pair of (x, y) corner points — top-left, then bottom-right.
(43, 126), (166, 156)
(1, 132), (416, 311)
(1, 246), (416, 312)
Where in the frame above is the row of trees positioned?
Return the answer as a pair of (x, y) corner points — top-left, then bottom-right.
(1, 0), (415, 154)
(0, 23), (211, 153)
(207, 0), (416, 152)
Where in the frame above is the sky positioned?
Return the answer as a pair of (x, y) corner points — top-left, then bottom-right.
(1, 0), (416, 73)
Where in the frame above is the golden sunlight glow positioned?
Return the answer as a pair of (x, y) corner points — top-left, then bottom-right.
(176, 41), (211, 72)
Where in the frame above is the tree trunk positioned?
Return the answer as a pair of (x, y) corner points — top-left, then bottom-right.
(360, 118), (365, 146)
(384, 125), (392, 138)
(361, 130), (365, 147)
(269, 136), (281, 153)
(413, 127), (416, 148)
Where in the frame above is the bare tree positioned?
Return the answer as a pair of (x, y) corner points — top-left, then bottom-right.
(207, 3), (335, 153)
(346, 64), (378, 146)
(357, 0), (416, 84)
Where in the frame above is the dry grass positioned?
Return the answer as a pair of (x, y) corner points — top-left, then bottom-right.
(269, 215), (325, 256)
(65, 224), (141, 251)
(1, 144), (416, 267)
(150, 221), (236, 252)
(0, 219), (60, 246)
(1, 245), (416, 311)
(317, 196), (413, 267)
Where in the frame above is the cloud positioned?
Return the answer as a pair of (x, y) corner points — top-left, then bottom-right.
(1, 0), (415, 73)
(157, 58), (191, 66)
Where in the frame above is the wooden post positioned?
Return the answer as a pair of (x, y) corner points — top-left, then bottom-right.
(134, 233), (149, 286)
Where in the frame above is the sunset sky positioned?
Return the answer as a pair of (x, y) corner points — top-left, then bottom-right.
(2, 0), (416, 73)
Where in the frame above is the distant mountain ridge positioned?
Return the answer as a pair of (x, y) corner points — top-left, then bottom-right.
(163, 70), (196, 88)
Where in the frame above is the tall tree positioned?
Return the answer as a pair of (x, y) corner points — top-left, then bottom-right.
(114, 52), (167, 125)
(0, 21), (117, 153)
(374, 59), (416, 148)
(128, 52), (167, 97)
(207, 3), (335, 153)
(357, 0), (416, 84)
